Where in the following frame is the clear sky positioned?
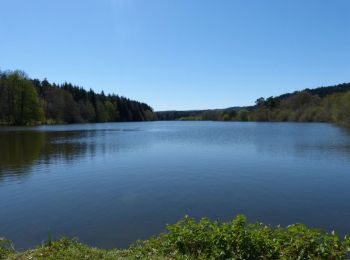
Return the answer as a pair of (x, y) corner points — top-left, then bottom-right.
(1, 0), (349, 111)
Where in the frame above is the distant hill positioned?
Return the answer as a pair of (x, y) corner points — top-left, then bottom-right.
(156, 107), (243, 121)
(273, 82), (350, 102)
(156, 82), (350, 125)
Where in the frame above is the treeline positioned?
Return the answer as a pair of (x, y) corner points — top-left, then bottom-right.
(238, 87), (350, 126)
(156, 107), (243, 121)
(0, 70), (156, 125)
(158, 83), (350, 127)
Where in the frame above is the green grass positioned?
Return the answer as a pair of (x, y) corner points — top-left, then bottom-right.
(2, 215), (350, 259)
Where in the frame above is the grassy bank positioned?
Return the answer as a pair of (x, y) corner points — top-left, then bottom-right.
(2, 215), (350, 259)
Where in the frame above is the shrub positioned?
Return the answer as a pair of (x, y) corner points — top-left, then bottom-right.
(0, 238), (14, 259)
(130, 215), (350, 259)
(3, 215), (350, 259)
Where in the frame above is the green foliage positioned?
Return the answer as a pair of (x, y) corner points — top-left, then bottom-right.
(130, 215), (350, 259)
(222, 113), (231, 121)
(334, 92), (350, 126)
(44, 232), (53, 247)
(237, 109), (249, 121)
(4, 215), (350, 259)
(177, 116), (202, 121)
(156, 83), (350, 129)
(5, 237), (122, 260)
(221, 110), (237, 121)
(0, 238), (14, 259)
(241, 88), (350, 127)
(0, 71), (44, 125)
(0, 70), (155, 125)
(201, 111), (222, 121)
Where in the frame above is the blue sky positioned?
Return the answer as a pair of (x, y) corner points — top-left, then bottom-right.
(1, 0), (349, 111)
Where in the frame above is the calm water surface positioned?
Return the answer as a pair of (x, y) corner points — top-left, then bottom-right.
(1, 121), (350, 250)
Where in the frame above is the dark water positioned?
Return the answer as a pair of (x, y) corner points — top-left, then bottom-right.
(1, 121), (350, 250)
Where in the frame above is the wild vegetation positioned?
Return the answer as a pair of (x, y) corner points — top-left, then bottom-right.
(0, 70), (156, 125)
(157, 83), (350, 127)
(2, 69), (348, 127)
(1, 215), (350, 259)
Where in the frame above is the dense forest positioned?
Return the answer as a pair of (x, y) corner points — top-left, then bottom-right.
(0, 70), (156, 125)
(157, 83), (350, 127)
(1, 69), (349, 127)
(156, 107), (244, 121)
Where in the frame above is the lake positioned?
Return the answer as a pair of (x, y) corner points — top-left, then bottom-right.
(1, 121), (350, 250)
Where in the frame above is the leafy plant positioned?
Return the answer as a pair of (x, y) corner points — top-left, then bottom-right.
(129, 215), (350, 259)
(3, 215), (350, 259)
(0, 238), (14, 259)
